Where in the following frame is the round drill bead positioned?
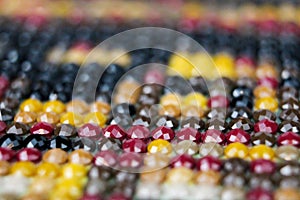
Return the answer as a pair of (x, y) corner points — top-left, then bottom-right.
(68, 149), (93, 165)
(276, 145), (300, 161)
(14, 111), (37, 124)
(54, 124), (77, 137)
(254, 86), (276, 98)
(16, 148), (41, 162)
(177, 127), (201, 143)
(90, 101), (111, 115)
(103, 124), (127, 140)
(36, 162), (60, 178)
(194, 170), (221, 185)
(122, 139), (147, 153)
(277, 132), (300, 147)
(253, 109), (277, 122)
(165, 167), (194, 184)
(202, 129), (225, 144)
(196, 156), (222, 171)
(61, 163), (87, 179)
(251, 132), (276, 147)
(199, 143), (223, 157)
(0, 121), (7, 134)
(152, 126), (175, 141)
(0, 147), (14, 161)
(30, 122), (54, 136)
(208, 95), (229, 108)
(170, 154), (195, 169)
(66, 100), (89, 115)
(183, 92), (207, 109)
(43, 148), (68, 164)
(226, 129), (250, 144)
(60, 112), (83, 126)
(84, 112), (107, 127)
(43, 100), (66, 114)
(254, 119), (278, 134)
(0, 134), (23, 150)
(20, 99), (43, 113)
(10, 161), (36, 177)
(78, 123), (102, 139)
(93, 150), (118, 167)
(246, 188), (273, 200)
(173, 140), (199, 155)
(127, 125), (151, 140)
(147, 139), (172, 154)
(118, 152), (143, 169)
(249, 145), (275, 160)
(255, 97), (278, 112)
(224, 142), (248, 159)
(223, 158), (249, 174)
(274, 188), (300, 200)
(37, 112), (59, 124)
(250, 159), (276, 174)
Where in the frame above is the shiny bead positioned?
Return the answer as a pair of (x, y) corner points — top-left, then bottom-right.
(0, 134), (23, 150)
(228, 117), (253, 131)
(30, 122), (54, 136)
(278, 120), (300, 133)
(160, 93), (182, 107)
(16, 148), (41, 162)
(258, 77), (278, 88)
(249, 145), (275, 160)
(53, 178), (83, 199)
(36, 162), (60, 178)
(6, 122), (29, 135)
(181, 117), (205, 131)
(202, 129), (225, 144)
(227, 107), (252, 119)
(61, 163), (87, 179)
(206, 118), (227, 132)
(24, 134), (48, 150)
(0, 147), (14, 161)
(226, 129), (250, 144)
(221, 186), (245, 200)
(256, 64), (278, 79)
(274, 188), (300, 200)
(0, 161), (10, 176)
(251, 132), (276, 147)
(170, 154), (195, 169)
(177, 127), (201, 143)
(14, 111), (37, 124)
(147, 139), (172, 154)
(143, 153), (170, 169)
(278, 161), (300, 176)
(0, 121), (7, 134)
(194, 170), (221, 185)
(254, 119), (278, 134)
(279, 176), (300, 189)
(68, 149), (93, 165)
(0, 108), (14, 123)
(255, 97), (278, 112)
(103, 124), (126, 140)
(37, 112), (59, 124)
(152, 126), (175, 141)
(159, 105), (181, 117)
(10, 161), (36, 177)
(66, 100), (89, 114)
(118, 152), (143, 169)
(254, 86), (276, 98)
(84, 112), (107, 127)
(223, 158), (249, 174)
(208, 95), (229, 108)
(28, 177), (55, 196)
(183, 93), (207, 109)
(199, 143), (223, 157)
(213, 53), (236, 79)
(196, 156), (222, 171)
(224, 142), (248, 159)
(246, 188), (273, 200)
(253, 109), (276, 122)
(173, 140), (199, 155)
(165, 167), (194, 184)
(181, 105), (205, 118)
(122, 139), (147, 153)
(90, 101), (111, 115)
(49, 136), (72, 151)
(78, 123), (102, 139)
(206, 108), (227, 119)
(280, 109), (300, 122)
(279, 87), (298, 100)
(43, 100), (66, 114)
(249, 174), (274, 190)
(93, 150), (118, 167)
(43, 148), (68, 164)
(150, 115), (179, 130)
(97, 137), (122, 152)
(276, 145), (300, 161)
(127, 125), (151, 140)
(250, 159), (276, 174)
(140, 168), (168, 183)
(277, 132), (300, 147)
(20, 99), (43, 113)
(60, 112), (83, 126)
(54, 124), (77, 137)
(222, 172), (247, 188)
(231, 86), (253, 99)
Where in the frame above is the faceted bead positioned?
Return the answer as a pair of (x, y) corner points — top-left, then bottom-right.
(249, 145), (275, 160)
(14, 112), (37, 124)
(199, 143), (223, 157)
(36, 162), (60, 178)
(84, 112), (107, 127)
(159, 105), (181, 117)
(256, 64), (278, 79)
(182, 93), (207, 109)
(181, 105), (204, 118)
(278, 120), (300, 133)
(250, 159), (276, 174)
(43, 148), (68, 164)
(0, 121), (7, 134)
(280, 109), (300, 122)
(140, 168), (168, 183)
(68, 149), (93, 165)
(160, 93), (182, 107)
(93, 150), (118, 167)
(16, 148), (41, 162)
(276, 145), (300, 161)
(54, 124), (77, 137)
(60, 112), (83, 126)
(224, 142), (248, 159)
(227, 107), (252, 119)
(52, 178), (83, 199)
(231, 96), (253, 109)
(173, 140), (199, 155)
(278, 161), (300, 176)
(24, 134), (48, 150)
(112, 103), (136, 117)
(237, 77), (256, 89)
(90, 101), (111, 115)
(181, 117), (205, 131)
(253, 109), (277, 122)
(61, 163), (87, 179)
(228, 117), (253, 131)
(226, 129), (250, 144)
(222, 172), (247, 188)
(248, 174), (274, 190)
(223, 158), (249, 174)
(20, 98), (43, 113)
(279, 176), (300, 189)
(277, 132), (300, 147)
(221, 186), (245, 200)
(165, 167), (194, 184)
(208, 95), (229, 108)
(30, 122), (54, 136)
(246, 188), (273, 200)
(147, 139), (172, 154)
(206, 108), (227, 119)
(0, 161), (10, 176)
(10, 161), (36, 177)
(0, 134), (23, 150)
(136, 105), (159, 119)
(196, 156), (222, 171)
(127, 125), (151, 140)
(194, 170), (221, 185)
(251, 132), (276, 147)
(6, 122), (29, 135)
(43, 100), (66, 114)
(177, 127), (201, 143)
(66, 100), (89, 115)
(78, 123), (102, 139)
(132, 116), (151, 127)
(255, 97), (278, 112)
(84, 179), (106, 197)
(274, 188), (300, 200)
(49, 136), (73, 151)
(258, 77), (278, 88)
(149, 115), (179, 130)
(109, 114), (133, 130)
(254, 86), (276, 98)
(202, 129), (225, 144)
(231, 86), (253, 98)
(28, 177), (56, 197)
(206, 118), (227, 132)
(37, 112), (59, 124)
(118, 152), (143, 169)
(279, 87), (298, 100)
(254, 119), (278, 134)
(170, 154), (195, 169)
(122, 139), (147, 153)
(280, 98), (300, 110)
(189, 76), (208, 94)
(143, 153), (170, 169)
(0, 147), (14, 161)
(97, 137), (122, 152)
(103, 125), (126, 140)
(152, 126), (175, 141)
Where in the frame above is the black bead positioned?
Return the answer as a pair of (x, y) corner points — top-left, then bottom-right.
(0, 108), (14, 123)
(49, 136), (73, 151)
(0, 134), (23, 150)
(23, 134), (48, 150)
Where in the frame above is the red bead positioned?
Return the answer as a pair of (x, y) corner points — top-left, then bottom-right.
(0, 76), (9, 97)
(0, 147), (14, 161)
(30, 122), (54, 136)
(78, 123), (102, 139)
(208, 95), (229, 108)
(277, 132), (300, 147)
(151, 126), (175, 141)
(118, 152), (143, 169)
(254, 119), (278, 134)
(257, 77), (278, 89)
(236, 56), (255, 66)
(226, 129), (251, 144)
(127, 125), (151, 140)
(16, 148), (41, 162)
(93, 150), (118, 167)
(0, 121), (7, 134)
(246, 188), (273, 200)
(176, 127), (201, 143)
(196, 156), (222, 171)
(103, 125), (127, 140)
(250, 159), (276, 174)
(170, 154), (195, 169)
(81, 194), (103, 200)
(122, 139), (147, 153)
(202, 129), (225, 144)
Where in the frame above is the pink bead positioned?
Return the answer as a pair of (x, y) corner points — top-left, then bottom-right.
(118, 152), (143, 169)
(122, 139), (147, 153)
(30, 122), (54, 136)
(78, 123), (102, 139)
(257, 77), (278, 89)
(170, 154), (195, 169)
(152, 126), (175, 141)
(254, 119), (278, 134)
(236, 56), (255, 67)
(144, 68), (165, 85)
(93, 150), (118, 167)
(226, 129), (251, 144)
(208, 95), (229, 108)
(0, 121), (7, 134)
(277, 132), (300, 147)
(196, 156), (222, 171)
(246, 188), (273, 200)
(127, 125), (151, 140)
(0, 147), (15, 161)
(16, 148), (41, 162)
(202, 129), (225, 144)
(176, 127), (201, 143)
(250, 159), (276, 174)
(103, 125), (127, 140)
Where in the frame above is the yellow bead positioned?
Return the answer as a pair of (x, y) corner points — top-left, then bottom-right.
(20, 98), (43, 113)
(14, 111), (37, 124)
(84, 112), (107, 127)
(249, 145), (275, 160)
(183, 92), (207, 109)
(61, 163), (87, 179)
(213, 53), (236, 79)
(60, 112), (83, 126)
(10, 161), (36, 177)
(43, 100), (66, 114)
(147, 139), (172, 154)
(160, 93), (182, 107)
(29, 177), (55, 196)
(159, 105), (181, 118)
(168, 52), (194, 78)
(90, 101), (111, 115)
(49, 191), (74, 200)
(191, 52), (216, 79)
(53, 178), (84, 199)
(66, 100), (89, 115)
(256, 63), (278, 79)
(224, 142), (249, 159)
(37, 112), (60, 124)
(254, 86), (276, 98)
(166, 167), (194, 184)
(36, 162), (60, 178)
(255, 97), (278, 112)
